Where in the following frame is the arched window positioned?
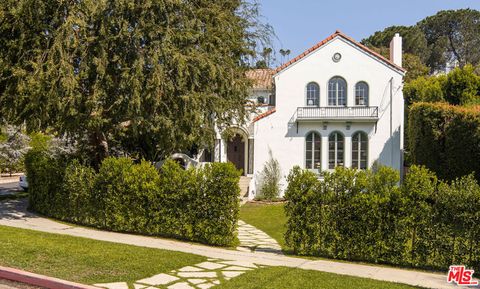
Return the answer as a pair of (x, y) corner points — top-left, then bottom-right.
(352, 132), (368, 170)
(355, 82), (369, 106)
(328, 77), (347, 106)
(328, 132), (344, 169)
(306, 132), (321, 170)
(306, 82), (320, 106)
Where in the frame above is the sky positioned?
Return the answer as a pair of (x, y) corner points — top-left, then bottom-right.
(259, 0), (480, 63)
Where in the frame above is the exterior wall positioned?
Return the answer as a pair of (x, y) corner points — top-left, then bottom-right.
(253, 37), (404, 195)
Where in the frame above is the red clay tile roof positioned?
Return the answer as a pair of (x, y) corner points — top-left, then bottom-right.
(253, 108), (276, 122)
(275, 30), (406, 74)
(246, 69), (275, 90)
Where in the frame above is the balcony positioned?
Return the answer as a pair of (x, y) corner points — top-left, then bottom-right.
(296, 106), (379, 122)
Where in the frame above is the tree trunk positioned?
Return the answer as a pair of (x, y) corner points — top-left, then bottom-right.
(91, 131), (109, 169)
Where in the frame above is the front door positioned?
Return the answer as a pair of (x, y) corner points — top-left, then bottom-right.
(227, 134), (245, 174)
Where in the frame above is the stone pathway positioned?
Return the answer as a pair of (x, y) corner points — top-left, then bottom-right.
(236, 220), (282, 254)
(94, 259), (261, 289)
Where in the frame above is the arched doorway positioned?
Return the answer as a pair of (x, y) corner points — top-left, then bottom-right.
(227, 134), (246, 174)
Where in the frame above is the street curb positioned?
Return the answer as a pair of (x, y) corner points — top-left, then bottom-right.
(0, 266), (100, 289)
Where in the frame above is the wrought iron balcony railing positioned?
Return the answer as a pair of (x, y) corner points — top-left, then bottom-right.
(296, 106), (379, 121)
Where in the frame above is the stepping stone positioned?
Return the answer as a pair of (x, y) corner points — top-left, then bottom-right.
(212, 280), (220, 285)
(197, 283), (214, 289)
(220, 260), (257, 268)
(94, 282), (129, 289)
(224, 266), (252, 271)
(195, 261), (226, 270)
(222, 271), (245, 278)
(137, 273), (179, 285)
(178, 266), (204, 272)
(187, 279), (207, 285)
(178, 272), (217, 278)
(133, 284), (146, 289)
(168, 282), (195, 289)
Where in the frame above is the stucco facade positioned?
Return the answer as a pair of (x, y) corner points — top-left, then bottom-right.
(216, 31), (405, 197)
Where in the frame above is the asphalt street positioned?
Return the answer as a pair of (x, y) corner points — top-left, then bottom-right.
(0, 181), (22, 196)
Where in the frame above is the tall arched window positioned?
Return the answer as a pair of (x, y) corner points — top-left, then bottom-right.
(306, 132), (321, 170)
(328, 132), (344, 169)
(328, 77), (347, 106)
(306, 82), (320, 106)
(355, 82), (369, 106)
(352, 132), (368, 170)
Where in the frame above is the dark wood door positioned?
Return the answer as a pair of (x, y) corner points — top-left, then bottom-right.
(227, 134), (245, 174)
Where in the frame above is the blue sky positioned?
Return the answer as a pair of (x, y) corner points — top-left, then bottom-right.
(259, 0), (480, 62)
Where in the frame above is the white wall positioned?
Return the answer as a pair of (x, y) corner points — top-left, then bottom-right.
(253, 36), (404, 194)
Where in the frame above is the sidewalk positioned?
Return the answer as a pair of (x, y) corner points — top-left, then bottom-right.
(0, 199), (460, 289)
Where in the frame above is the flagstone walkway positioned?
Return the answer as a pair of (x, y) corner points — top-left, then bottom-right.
(95, 259), (261, 289)
(236, 220), (282, 254)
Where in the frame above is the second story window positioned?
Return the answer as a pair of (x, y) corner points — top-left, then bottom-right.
(306, 82), (320, 106)
(355, 82), (369, 106)
(328, 77), (347, 106)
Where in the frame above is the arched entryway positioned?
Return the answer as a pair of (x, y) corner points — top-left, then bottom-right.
(227, 134), (246, 174)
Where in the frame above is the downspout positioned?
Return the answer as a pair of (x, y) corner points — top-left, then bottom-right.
(390, 77), (394, 167)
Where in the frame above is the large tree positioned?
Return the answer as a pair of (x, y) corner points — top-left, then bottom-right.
(419, 9), (480, 71)
(0, 0), (267, 164)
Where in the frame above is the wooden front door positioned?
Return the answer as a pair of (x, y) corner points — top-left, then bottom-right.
(227, 134), (245, 174)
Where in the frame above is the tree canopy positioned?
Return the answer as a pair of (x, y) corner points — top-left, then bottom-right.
(362, 9), (480, 74)
(0, 0), (270, 164)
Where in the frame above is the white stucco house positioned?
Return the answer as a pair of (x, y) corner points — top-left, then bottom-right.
(212, 31), (405, 198)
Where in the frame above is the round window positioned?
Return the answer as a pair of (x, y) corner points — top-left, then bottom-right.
(333, 53), (342, 62)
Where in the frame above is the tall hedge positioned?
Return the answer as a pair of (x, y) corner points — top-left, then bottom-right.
(284, 165), (480, 272)
(26, 152), (240, 246)
(409, 102), (480, 181)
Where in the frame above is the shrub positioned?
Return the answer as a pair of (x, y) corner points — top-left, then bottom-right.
(26, 153), (241, 247)
(284, 165), (480, 272)
(409, 102), (480, 181)
(256, 150), (282, 200)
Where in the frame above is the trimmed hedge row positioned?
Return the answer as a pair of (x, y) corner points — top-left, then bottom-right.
(409, 102), (480, 181)
(25, 150), (241, 246)
(284, 165), (480, 271)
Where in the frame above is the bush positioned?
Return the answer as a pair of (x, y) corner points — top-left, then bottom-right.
(284, 165), (480, 272)
(409, 102), (480, 181)
(25, 153), (241, 247)
(256, 150), (281, 200)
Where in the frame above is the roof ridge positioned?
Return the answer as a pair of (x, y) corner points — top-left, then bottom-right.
(275, 31), (406, 74)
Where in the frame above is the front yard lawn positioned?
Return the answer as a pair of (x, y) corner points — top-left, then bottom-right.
(239, 202), (287, 248)
(0, 225), (205, 284)
(216, 267), (423, 289)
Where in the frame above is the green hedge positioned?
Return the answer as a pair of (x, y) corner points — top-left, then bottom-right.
(25, 151), (240, 246)
(284, 165), (480, 271)
(409, 102), (480, 181)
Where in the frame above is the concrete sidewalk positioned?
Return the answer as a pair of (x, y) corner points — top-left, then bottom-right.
(0, 199), (463, 289)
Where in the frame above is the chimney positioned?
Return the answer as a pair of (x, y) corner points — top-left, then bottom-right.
(389, 33), (402, 67)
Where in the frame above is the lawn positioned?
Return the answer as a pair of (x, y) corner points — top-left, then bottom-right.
(0, 225), (205, 284)
(216, 267), (423, 289)
(239, 202), (287, 248)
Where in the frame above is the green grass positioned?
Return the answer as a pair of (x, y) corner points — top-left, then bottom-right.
(216, 267), (423, 289)
(0, 225), (205, 284)
(239, 202), (287, 248)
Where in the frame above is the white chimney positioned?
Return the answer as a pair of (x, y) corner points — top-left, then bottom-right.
(389, 33), (402, 67)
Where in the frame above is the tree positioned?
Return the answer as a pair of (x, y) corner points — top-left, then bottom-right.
(418, 9), (480, 71)
(403, 53), (429, 83)
(362, 25), (429, 62)
(279, 48), (291, 64)
(444, 64), (480, 105)
(404, 75), (446, 106)
(0, 0), (271, 165)
(0, 125), (30, 175)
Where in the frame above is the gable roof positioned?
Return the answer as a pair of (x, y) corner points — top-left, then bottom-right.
(246, 69), (275, 90)
(275, 30), (406, 75)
